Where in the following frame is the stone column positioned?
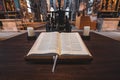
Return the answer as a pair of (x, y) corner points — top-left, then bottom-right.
(40, 0), (48, 21)
(53, 0), (57, 10)
(71, 0), (78, 20)
(46, 0), (50, 11)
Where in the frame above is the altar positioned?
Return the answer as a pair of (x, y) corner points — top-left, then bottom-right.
(101, 18), (120, 31)
(0, 19), (46, 31)
(0, 32), (120, 79)
(21, 22), (46, 29)
(97, 0), (120, 31)
(0, 19), (23, 31)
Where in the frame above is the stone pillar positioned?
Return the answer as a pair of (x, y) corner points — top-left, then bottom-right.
(64, 0), (71, 10)
(53, 0), (57, 10)
(40, 0), (48, 21)
(71, 0), (77, 20)
(46, 0), (50, 11)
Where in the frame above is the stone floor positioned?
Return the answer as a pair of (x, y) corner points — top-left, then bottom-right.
(0, 30), (26, 41)
(0, 26), (120, 41)
(93, 31), (120, 41)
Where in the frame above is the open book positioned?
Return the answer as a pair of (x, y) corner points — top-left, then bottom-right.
(26, 32), (92, 58)
(25, 32), (93, 72)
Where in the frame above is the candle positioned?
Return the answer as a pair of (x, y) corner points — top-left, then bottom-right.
(27, 27), (35, 37)
(40, 14), (43, 22)
(83, 26), (90, 36)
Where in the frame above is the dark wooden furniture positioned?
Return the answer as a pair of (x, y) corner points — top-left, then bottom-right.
(0, 32), (120, 80)
(97, 0), (119, 18)
(21, 22), (46, 29)
(75, 16), (96, 30)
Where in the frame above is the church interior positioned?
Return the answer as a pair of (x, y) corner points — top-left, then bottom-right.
(0, 0), (120, 80)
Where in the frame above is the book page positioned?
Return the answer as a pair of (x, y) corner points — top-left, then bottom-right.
(60, 33), (91, 56)
(27, 32), (60, 56)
